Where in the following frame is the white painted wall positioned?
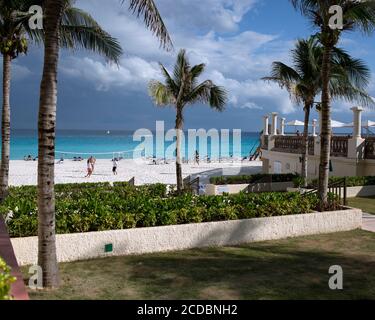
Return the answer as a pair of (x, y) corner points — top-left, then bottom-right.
(11, 208), (362, 266)
(205, 182), (294, 195)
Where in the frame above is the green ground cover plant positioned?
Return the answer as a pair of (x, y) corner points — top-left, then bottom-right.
(1, 182), (318, 237)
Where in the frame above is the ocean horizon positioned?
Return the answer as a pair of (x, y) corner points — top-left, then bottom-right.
(6, 129), (261, 160)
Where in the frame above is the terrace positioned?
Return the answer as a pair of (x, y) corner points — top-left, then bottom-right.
(260, 107), (375, 178)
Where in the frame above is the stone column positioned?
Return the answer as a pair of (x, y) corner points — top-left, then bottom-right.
(351, 106), (363, 138)
(312, 119), (318, 137)
(348, 106), (365, 161)
(263, 115), (269, 136)
(271, 112), (278, 136)
(280, 118), (286, 136)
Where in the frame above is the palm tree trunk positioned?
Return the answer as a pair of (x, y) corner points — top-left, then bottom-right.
(175, 106), (183, 193)
(318, 43), (333, 210)
(0, 54), (11, 201)
(301, 102), (311, 187)
(37, 0), (65, 289)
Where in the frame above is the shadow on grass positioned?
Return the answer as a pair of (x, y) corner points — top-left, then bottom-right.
(28, 230), (375, 300)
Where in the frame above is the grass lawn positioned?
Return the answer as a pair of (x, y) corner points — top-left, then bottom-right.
(24, 230), (375, 300)
(348, 197), (375, 214)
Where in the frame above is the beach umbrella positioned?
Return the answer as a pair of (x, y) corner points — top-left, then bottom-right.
(330, 120), (351, 128)
(286, 120), (306, 126)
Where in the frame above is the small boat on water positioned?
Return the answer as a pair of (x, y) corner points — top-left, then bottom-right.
(106, 130), (110, 135)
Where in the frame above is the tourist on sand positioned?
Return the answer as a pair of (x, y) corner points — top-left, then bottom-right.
(57, 155), (64, 164)
(85, 157), (93, 178)
(91, 156), (96, 172)
(195, 150), (200, 165)
(112, 158), (118, 175)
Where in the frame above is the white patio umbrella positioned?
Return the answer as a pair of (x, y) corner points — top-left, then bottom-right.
(286, 120), (306, 126)
(330, 120), (351, 128)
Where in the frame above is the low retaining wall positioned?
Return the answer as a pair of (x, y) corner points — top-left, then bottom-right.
(205, 181), (294, 195)
(346, 185), (375, 197)
(288, 185), (375, 198)
(11, 208), (362, 266)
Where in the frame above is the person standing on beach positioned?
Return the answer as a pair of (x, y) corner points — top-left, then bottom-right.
(85, 158), (93, 178)
(195, 150), (200, 165)
(112, 158), (118, 175)
(91, 156), (96, 173)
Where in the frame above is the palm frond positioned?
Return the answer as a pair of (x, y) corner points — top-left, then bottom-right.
(148, 80), (174, 106)
(125, 0), (173, 51)
(60, 25), (122, 64)
(173, 49), (190, 88)
(190, 63), (206, 82)
(209, 85), (227, 111)
(159, 63), (179, 97)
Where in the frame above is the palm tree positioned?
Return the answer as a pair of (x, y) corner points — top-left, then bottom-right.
(37, 0), (172, 288)
(0, 0), (123, 201)
(263, 37), (373, 186)
(149, 49), (227, 193)
(290, 0), (375, 208)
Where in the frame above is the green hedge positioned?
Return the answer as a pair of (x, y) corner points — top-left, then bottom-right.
(0, 183), (319, 238)
(210, 174), (298, 185)
(308, 176), (375, 188)
(0, 258), (15, 300)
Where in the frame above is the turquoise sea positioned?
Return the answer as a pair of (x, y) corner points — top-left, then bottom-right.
(8, 130), (261, 160)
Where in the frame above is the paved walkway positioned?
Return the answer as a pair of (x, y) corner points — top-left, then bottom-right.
(0, 217), (29, 300)
(363, 213), (375, 233)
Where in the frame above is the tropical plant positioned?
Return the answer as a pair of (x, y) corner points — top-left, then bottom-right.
(263, 36), (373, 186)
(0, 0), (123, 201)
(290, 0), (375, 209)
(0, 257), (16, 300)
(36, 0), (172, 288)
(1, 182), (319, 237)
(149, 49), (228, 192)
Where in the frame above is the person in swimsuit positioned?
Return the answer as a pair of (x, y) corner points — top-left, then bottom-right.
(85, 158), (93, 178)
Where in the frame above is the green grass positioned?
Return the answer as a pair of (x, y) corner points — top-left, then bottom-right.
(24, 230), (375, 300)
(348, 197), (375, 215)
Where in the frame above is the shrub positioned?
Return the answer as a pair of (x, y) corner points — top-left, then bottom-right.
(0, 182), (319, 238)
(210, 174), (298, 185)
(0, 258), (16, 300)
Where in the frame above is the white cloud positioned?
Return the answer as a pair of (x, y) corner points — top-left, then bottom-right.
(240, 102), (263, 110)
(60, 0), (294, 115)
(61, 56), (161, 92)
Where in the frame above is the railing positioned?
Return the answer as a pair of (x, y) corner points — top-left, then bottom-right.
(183, 176), (200, 195)
(273, 136), (304, 154)
(365, 137), (375, 159)
(331, 137), (349, 158)
(246, 175), (273, 193)
(261, 135), (269, 150)
(128, 177), (135, 186)
(304, 178), (348, 211)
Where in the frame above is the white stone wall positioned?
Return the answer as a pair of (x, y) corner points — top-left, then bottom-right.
(346, 185), (375, 197)
(11, 208), (362, 266)
(205, 182), (294, 195)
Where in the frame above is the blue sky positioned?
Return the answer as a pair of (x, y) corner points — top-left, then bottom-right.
(2, 0), (375, 131)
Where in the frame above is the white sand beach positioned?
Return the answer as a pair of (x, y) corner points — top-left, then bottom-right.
(9, 159), (262, 186)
